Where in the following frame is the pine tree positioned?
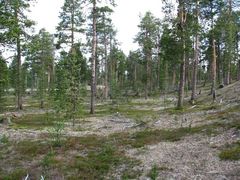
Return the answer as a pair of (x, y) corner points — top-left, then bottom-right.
(1, 0), (34, 110)
(177, 0), (187, 109)
(26, 29), (55, 108)
(135, 11), (158, 99)
(57, 0), (85, 47)
(191, 0), (200, 103)
(0, 56), (8, 112)
(87, 0), (116, 114)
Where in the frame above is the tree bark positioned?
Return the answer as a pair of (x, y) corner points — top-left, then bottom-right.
(90, 0), (97, 114)
(177, 41), (186, 108)
(17, 37), (23, 110)
(15, 7), (23, 110)
(211, 39), (217, 102)
(164, 61), (168, 92)
(238, 60), (240, 81)
(225, 0), (233, 85)
(177, 0), (186, 109)
(172, 67), (176, 89)
(134, 60), (137, 90)
(71, 0), (75, 46)
(237, 33), (240, 81)
(145, 51), (151, 99)
(217, 40), (224, 85)
(103, 15), (108, 99)
(191, 0), (199, 103)
(157, 35), (161, 90)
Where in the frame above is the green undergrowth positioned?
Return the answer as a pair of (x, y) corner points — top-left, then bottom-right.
(0, 168), (28, 180)
(80, 102), (158, 120)
(165, 102), (222, 115)
(11, 113), (64, 129)
(1, 113), (239, 178)
(111, 118), (240, 148)
(69, 144), (127, 179)
(148, 164), (159, 180)
(219, 141), (240, 161)
(15, 140), (50, 159)
(0, 135), (139, 179)
(206, 105), (240, 125)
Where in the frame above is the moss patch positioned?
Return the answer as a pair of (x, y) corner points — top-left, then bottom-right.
(219, 142), (240, 161)
(0, 168), (27, 180)
(111, 118), (239, 148)
(11, 114), (55, 129)
(68, 145), (124, 179)
(15, 140), (50, 158)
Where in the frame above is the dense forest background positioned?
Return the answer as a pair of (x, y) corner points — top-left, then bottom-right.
(0, 0), (240, 115)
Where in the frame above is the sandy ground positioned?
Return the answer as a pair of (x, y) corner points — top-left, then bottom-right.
(1, 81), (240, 179)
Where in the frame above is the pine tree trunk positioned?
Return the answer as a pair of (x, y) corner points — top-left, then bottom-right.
(238, 60), (240, 81)
(103, 16), (108, 99)
(90, 0), (97, 114)
(145, 51), (151, 99)
(237, 31), (240, 81)
(172, 67), (176, 89)
(31, 69), (34, 95)
(164, 61), (168, 92)
(191, 35), (199, 102)
(191, 0), (199, 103)
(217, 41), (224, 85)
(47, 70), (51, 92)
(40, 55), (44, 109)
(71, 0), (75, 46)
(225, 0), (233, 85)
(177, 0), (186, 109)
(211, 39), (217, 102)
(157, 52), (160, 90)
(237, 34), (240, 81)
(17, 37), (23, 110)
(157, 34), (161, 90)
(178, 41), (186, 108)
(134, 61), (137, 90)
(15, 7), (23, 110)
(185, 56), (190, 93)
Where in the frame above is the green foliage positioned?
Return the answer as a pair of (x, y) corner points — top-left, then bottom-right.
(15, 140), (49, 158)
(111, 117), (240, 148)
(148, 164), (159, 180)
(25, 29), (55, 107)
(110, 78), (120, 101)
(1, 168), (27, 180)
(0, 134), (9, 144)
(41, 150), (56, 168)
(57, 0), (85, 46)
(0, 58), (8, 112)
(135, 11), (158, 52)
(48, 119), (65, 147)
(12, 113), (56, 129)
(0, 0), (34, 45)
(55, 45), (87, 126)
(8, 57), (18, 91)
(219, 142), (240, 161)
(71, 144), (122, 179)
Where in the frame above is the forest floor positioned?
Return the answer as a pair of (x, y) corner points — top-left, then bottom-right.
(0, 82), (240, 179)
